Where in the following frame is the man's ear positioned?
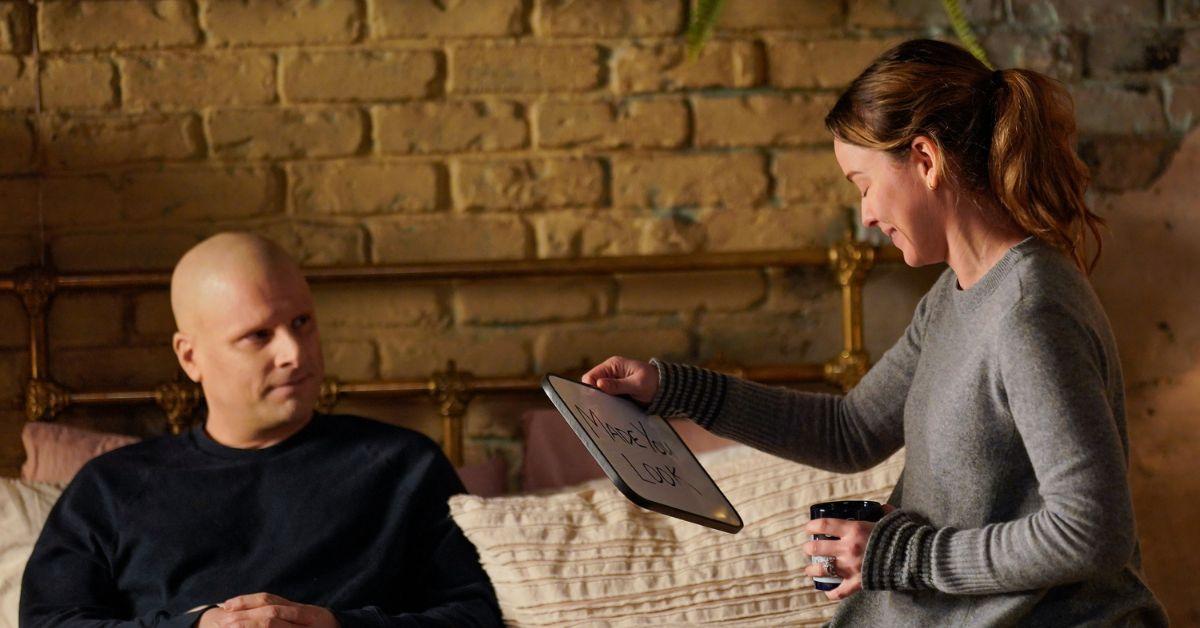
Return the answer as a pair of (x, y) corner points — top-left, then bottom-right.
(172, 332), (202, 383)
(910, 136), (942, 190)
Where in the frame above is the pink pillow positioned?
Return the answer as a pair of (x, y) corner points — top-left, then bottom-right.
(456, 456), (509, 497)
(519, 409), (736, 492)
(20, 422), (140, 484)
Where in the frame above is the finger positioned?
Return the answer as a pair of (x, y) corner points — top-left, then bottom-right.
(883, 504), (897, 514)
(804, 563), (833, 579)
(825, 574), (862, 601)
(242, 606), (308, 624)
(222, 593), (293, 612)
(805, 517), (850, 536)
(582, 356), (624, 386)
(803, 540), (842, 558)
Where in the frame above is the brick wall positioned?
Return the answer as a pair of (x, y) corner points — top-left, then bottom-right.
(1, 0), (1198, 622)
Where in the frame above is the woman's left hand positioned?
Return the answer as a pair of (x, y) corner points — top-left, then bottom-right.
(802, 505), (895, 601)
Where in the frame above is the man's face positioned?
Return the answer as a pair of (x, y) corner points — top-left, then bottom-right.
(189, 271), (325, 433)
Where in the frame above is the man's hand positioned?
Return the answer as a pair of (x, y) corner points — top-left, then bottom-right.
(197, 593), (339, 628)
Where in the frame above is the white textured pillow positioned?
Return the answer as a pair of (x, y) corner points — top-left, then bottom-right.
(451, 445), (904, 627)
(0, 478), (63, 628)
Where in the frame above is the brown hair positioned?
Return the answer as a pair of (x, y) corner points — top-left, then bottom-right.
(824, 39), (1103, 272)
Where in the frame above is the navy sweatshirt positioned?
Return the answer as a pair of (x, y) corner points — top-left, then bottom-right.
(20, 413), (502, 628)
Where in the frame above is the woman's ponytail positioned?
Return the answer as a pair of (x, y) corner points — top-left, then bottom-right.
(990, 69), (1103, 272)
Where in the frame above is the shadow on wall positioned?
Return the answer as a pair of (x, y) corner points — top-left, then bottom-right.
(1092, 127), (1200, 626)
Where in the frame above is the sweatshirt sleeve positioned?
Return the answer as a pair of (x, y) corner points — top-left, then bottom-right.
(647, 287), (937, 473)
(19, 470), (206, 628)
(333, 448), (502, 628)
(861, 301), (1136, 593)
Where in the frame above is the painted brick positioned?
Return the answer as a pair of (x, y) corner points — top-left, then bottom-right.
(704, 206), (846, 251)
(313, 285), (443, 332)
(536, 99), (688, 149)
(133, 292), (175, 341)
(376, 101), (528, 154)
(455, 158), (606, 210)
(43, 167), (282, 227)
(203, 0), (361, 45)
(848, 0), (953, 28)
(614, 41), (763, 93)
(118, 167), (282, 221)
(769, 38), (902, 89)
(369, 215), (528, 263)
(0, 178), (37, 233)
(453, 278), (606, 324)
(52, 229), (202, 272)
(451, 45), (603, 94)
(379, 331), (530, 378)
(0, 234), (35, 270)
(323, 340), (378, 381)
(373, 0), (525, 38)
(210, 107), (366, 159)
(284, 49), (440, 101)
(775, 148), (860, 206)
(39, 0), (200, 51)
(314, 283), (441, 329)
(1078, 136), (1175, 191)
(1072, 84), (1168, 135)
(612, 152), (768, 209)
(534, 325), (690, 372)
(38, 175), (122, 227)
(0, 3), (31, 54)
(534, 209), (710, 258)
(1081, 28), (1182, 77)
(696, 311), (836, 365)
(694, 94), (835, 147)
(1010, 0), (1161, 28)
(48, 293), (124, 349)
(538, 0), (683, 36)
(619, 270), (765, 313)
(0, 114), (33, 174)
(717, 0), (842, 31)
(290, 161), (446, 215)
(0, 297), (25, 349)
(0, 350), (25, 411)
(982, 28), (1085, 82)
(0, 55), (35, 109)
(43, 114), (202, 170)
(255, 221), (368, 266)
(1168, 81), (1200, 130)
(41, 56), (117, 109)
(122, 52), (275, 108)
(51, 345), (180, 389)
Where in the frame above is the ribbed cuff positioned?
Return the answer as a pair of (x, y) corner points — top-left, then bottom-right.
(645, 359), (728, 429)
(861, 509), (936, 591)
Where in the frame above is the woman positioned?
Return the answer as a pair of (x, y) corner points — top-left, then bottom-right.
(583, 40), (1167, 626)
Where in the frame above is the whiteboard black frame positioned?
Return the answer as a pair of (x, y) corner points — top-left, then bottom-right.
(540, 374), (744, 534)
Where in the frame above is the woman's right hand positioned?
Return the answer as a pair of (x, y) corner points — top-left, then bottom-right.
(581, 356), (659, 404)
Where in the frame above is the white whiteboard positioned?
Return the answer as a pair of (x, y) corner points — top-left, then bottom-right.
(541, 374), (743, 534)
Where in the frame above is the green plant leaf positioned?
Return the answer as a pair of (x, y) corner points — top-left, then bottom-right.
(686, 0), (727, 61)
(942, 0), (993, 68)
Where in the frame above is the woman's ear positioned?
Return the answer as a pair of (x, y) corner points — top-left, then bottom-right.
(910, 136), (941, 191)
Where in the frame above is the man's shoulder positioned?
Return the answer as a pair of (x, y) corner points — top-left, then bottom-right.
(316, 414), (446, 459)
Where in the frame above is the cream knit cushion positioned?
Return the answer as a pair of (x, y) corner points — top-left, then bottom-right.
(450, 445), (904, 627)
(0, 478), (63, 628)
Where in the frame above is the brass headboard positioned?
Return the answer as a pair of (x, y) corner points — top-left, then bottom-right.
(0, 229), (899, 466)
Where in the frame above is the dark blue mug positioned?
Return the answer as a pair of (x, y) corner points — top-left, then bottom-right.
(809, 500), (886, 591)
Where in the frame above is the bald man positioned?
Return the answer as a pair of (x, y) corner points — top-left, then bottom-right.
(21, 233), (501, 628)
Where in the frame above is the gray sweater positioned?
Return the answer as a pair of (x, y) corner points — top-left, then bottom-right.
(649, 238), (1168, 626)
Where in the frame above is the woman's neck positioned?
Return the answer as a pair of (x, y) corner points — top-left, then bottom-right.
(944, 202), (1028, 290)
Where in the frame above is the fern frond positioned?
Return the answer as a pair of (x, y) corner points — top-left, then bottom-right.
(686, 0), (727, 61)
(942, 0), (993, 68)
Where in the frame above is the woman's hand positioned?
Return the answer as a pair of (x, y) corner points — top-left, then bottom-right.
(581, 356), (659, 404)
(803, 505), (896, 601)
